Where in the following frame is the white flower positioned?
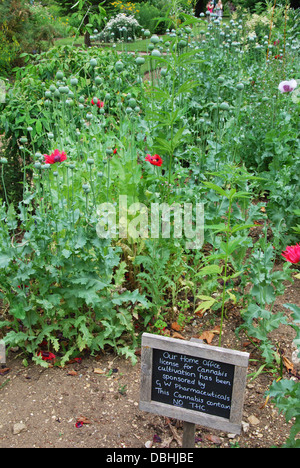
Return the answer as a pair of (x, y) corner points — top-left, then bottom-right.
(278, 79), (297, 93)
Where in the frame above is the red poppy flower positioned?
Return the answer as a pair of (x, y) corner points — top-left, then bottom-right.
(38, 351), (56, 361)
(281, 243), (300, 264)
(113, 148), (117, 154)
(145, 154), (163, 167)
(44, 149), (67, 164)
(91, 98), (104, 108)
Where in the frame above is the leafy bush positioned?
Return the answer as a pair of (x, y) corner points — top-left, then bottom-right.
(137, 2), (169, 34)
(0, 0), (58, 75)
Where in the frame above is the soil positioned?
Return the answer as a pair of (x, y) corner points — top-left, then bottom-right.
(0, 269), (299, 449)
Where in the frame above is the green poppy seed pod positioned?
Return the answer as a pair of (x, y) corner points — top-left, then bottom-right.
(86, 113), (93, 120)
(106, 148), (113, 155)
(87, 158), (94, 165)
(147, 43), (154, 51)
(262, 96), (268, 102)
(45, 100), (51, 107)
(45, 90), (52, 98)
(151, 49), (161, 57)
(34, 162), (41, 169)
(150, 35), (159, 44)
(0, 158), (8, 164)
(135, 56), (145, 65)
(90, 58), (97, 67)
(56, 71), (64, 80)
(128, 97), (136, 108)
(79, 103), (84, 110)
(217, 76), (225, 84)
(20, 137), (28, 144)
(115, 61), (124, 72)
(66, 99), (74, 107)
(161, 68), (167, 76)
(97, 171), (103, 178)
(144, 29), (150, 37)
(48, 132), (54, 139)
(27, 126), (33, 132)
(95, 76), (102, 85)
(35, 152), (42, 159)
(69, 163), (75, 170)
(53, 171), (58, 177)
(49, 84), (56, 92)
(70, 77), (78, 86)
(126, 107), (133, 114)
(82, 183), (90, 192)
(54, 89), (60, 98)
(220, 102), (230, 110)
(236, 83), (244, 90)
(43, 164), (51, 169)
(79, 96), (85, 103)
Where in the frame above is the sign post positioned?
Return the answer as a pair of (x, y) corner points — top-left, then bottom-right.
(139, 333), (249, 447)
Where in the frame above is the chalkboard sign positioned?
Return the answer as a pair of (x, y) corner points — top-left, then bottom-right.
(151, 348), (235, 419)
(140, 333), (249, 434)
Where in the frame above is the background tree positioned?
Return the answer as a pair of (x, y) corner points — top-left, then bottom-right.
(53, 0), (106, 46)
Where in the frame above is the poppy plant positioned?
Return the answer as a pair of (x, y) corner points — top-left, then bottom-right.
(91, 98), (104, 108)
(44, 149), (67, 164)
(281, 243), (300, 264)
(145, 154), (163, 167)
(278, 79), (297, 93)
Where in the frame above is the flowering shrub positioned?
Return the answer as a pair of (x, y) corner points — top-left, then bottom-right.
(102, 13), (141, 41)
(110, 1), (140, 16)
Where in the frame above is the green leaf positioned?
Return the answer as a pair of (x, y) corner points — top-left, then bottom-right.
(0, 253), (12, 268)
(35, 120), (42, 135)
(202, 182), (229, 198)
(196, 265), (222, 276)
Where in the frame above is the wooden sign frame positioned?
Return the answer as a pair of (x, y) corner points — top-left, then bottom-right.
(140, 333), (249, 435)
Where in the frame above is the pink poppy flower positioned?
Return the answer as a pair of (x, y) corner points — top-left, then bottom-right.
(278, 79), (297, 93)
(281, 243), (300, 264)
(44, 149), (67, 164)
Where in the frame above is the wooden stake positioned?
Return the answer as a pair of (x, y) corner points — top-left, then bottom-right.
(182, 421), (196, 448)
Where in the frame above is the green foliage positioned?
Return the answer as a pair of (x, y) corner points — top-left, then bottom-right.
(0, 12), (299, 452)
(267, 379), (300, 448)
(0, 0), (60, 74)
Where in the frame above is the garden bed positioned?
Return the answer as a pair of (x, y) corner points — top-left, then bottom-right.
(0, 6), (299, 449)
(0, 268), (299, 449)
